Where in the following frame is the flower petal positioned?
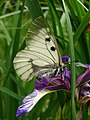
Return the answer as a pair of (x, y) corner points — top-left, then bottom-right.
(16, 89), (51, 117)
(76, 66), (90, 86)
(79, 83), (90, 103)
(46, 84), (70, 91)
(81, 83), (90, 91)
(62, 56), (70, 63)
(35, 69), (71, 91)
(35, 77), (50, 90)
(80, 94), (90, 103)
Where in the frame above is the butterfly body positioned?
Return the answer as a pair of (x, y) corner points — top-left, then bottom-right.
(13, 17), (64, 81)
(36, 64), (66, 79)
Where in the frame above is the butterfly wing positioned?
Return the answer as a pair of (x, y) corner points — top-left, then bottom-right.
(13, 17), (62, 81)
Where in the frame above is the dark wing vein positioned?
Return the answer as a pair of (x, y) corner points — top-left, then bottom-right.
(27, 50), (56, 64)
(30, 26), (48, 38)
(19, 66), (33, 79)
(15, 50), (55, 65)
(26, 67), (39, 80)
(45, 41), (56, 61)
(32, 19), (54, 39)
(34, 19), (58, 46)
(33, 18), (47, 29)
(26, 37), (45, 45)
(27, 30), (46, 40)
(27, 27), (58, 64)
(22, 49), (55, 63)
(28, 44), (46, 49)
(15, 57), (53, 68)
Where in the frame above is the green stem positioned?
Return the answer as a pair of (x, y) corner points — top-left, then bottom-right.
(62, 0), (76, 119)
(71, 63), (76, 120)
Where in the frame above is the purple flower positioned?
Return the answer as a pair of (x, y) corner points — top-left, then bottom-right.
(76, 65), (90, 103)
(62, 56), (70, 63)
(79, 83), (90, 103)
(16, 68), (71, 117)
(16, 56), (71, 117)
(16, 56), (90, 117)
(76, 65), (90, 86)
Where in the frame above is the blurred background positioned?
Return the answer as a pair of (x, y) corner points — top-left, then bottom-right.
(0, 0), (90, 120)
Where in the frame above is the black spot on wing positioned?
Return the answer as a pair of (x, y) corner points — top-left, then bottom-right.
(45, 37), (51, 42)
(50, 46), (56, 51)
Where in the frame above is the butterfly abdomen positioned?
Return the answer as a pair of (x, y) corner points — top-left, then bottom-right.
(37, 66), (66, 79)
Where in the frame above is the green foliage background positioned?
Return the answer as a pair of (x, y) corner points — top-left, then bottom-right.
(0, 0), (90, 120)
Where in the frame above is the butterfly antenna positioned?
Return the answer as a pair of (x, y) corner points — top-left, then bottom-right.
(70, 60), (88, 68)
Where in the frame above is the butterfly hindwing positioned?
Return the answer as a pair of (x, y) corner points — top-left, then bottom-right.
(13, 17), (61, 81)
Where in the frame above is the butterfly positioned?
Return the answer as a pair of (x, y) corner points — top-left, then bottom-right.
(13, 17), (65, 81)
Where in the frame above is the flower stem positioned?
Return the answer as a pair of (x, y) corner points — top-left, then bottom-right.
(62, 0), (76, 119)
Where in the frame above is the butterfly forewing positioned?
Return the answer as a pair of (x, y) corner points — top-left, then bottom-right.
(13, 17), (61, 81)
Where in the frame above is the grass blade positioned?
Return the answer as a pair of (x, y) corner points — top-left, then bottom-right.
(62, 0), (76, 119)
(0, 86), (22, 101)
(12, 0), (25, 58)
(74, 10), (90, 43)
(26, 0), (43, 20)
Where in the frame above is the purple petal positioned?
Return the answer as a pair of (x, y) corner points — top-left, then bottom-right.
(35, 69), (71, 91)
(76, 65), (90, 86)
(80, 83), (90, 91)
(50, 69), (70, 83)
(16, 89), (51, 117)
(79, 83), (90, 103)
(80, 92), (90, 103)
(45, 69), (70, 91)
(46, 84), (70, 91)
(80, 91), (90, 97)
(48, 78), (70, 90)
(64, 69), (71, 82)
(16, 103), (28, 118)
(62, 56), (70, 63)
(35, 77), (50, 90)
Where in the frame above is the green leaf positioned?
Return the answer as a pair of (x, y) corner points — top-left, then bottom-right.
(0, 86), (22, 101)
(12, 0), (25, 58)
(26, 0), (43, 20)
(74, 10), (90, 43)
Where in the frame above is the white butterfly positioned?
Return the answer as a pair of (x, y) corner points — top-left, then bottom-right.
(13, 17), (64, 81)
